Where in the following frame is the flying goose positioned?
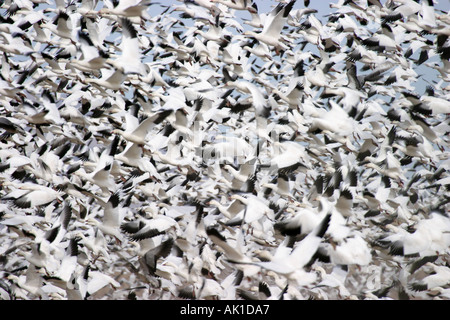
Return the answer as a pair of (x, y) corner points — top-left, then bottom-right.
(6, 264), (49, 299)
(374, 211), (450, 257)
(274, 204), (324, 237)
(88, 192), (124, 242)
(121, 214), (178, 241)
(206, 226), (261, 277)
(1, 182), (63, 209)
(84, 67), (126, 92)
(98, 0), (153, 21)
(112, 109), (172, 145)
(224, 194), (274, 230)
(409, 262), (450, 292)
(243, 0), (296, 52)
(107, 17), (146, 76)
(269, 140), (311, 176)
(139, 236), (175, 276)
(211, 0), (257, 12)
(226, 213), (331, 285)
(67, 31), (109, 74)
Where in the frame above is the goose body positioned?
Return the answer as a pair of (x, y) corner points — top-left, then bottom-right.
(243, 0), (296, 51)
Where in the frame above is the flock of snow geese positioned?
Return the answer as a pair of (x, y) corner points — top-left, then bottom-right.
(0, 0), (449, 300)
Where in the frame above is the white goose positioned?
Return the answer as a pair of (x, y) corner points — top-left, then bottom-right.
(114, 141), (161, 180)
(121, 214), (178, 241)
(88, 193), (124, 241)
(261, 173), (293, 200)
(274, 204), (323, 236)
(364, 150), (406, 184)
(41, 11), (76, 43)
(85, 67), (126, 92)
(272, 79), (305, 107)
(108, 17), (146, 76)
(85, 266), (121, 297)
(2, 182), (62, 209)
(325, 232), (372, 266)
(224, 80), (270, 119)
(228, 213), (331, 286)
(68, 31), (109, 75)
(225, 194), (274, 228)
(75, 228), (111, 261)
(7, 264), (49, 300)
(243, 2), (264, 28)
(269, 140), (311, 175)
(376, 211), (450, 257)
(208, 197), (246, 220)
(203, 135), (254, 165)
(206, 226), (261, 277)
(410, 262), (450, 292)
(243, 0), (296, 52)
(381, 0), (422, 23)
(211, 0), (257, 12)
(361, 24), (401, 52)
(221, 159), (257, 191)
(52, 237), (79, 283)
(73, 141), (120, 195)
(98, 0), (152, 21)
(113, 110), (171, 146)
(305, 60), (336, 89)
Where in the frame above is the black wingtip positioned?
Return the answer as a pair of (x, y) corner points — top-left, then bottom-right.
(120, 17), (138, 39)
(121, 220), (145, 234)
(259, 281), (272, 298)
(389, 240), (404, 256)
(178, 286), (196, 300)
(130, 228), (165, 241)
(206, 226), (227, 242)
(316, 213), (332, 238)
(283, 0), (297, 18)
(13, 197), (32, 209)
(108, 192), (121, 208)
